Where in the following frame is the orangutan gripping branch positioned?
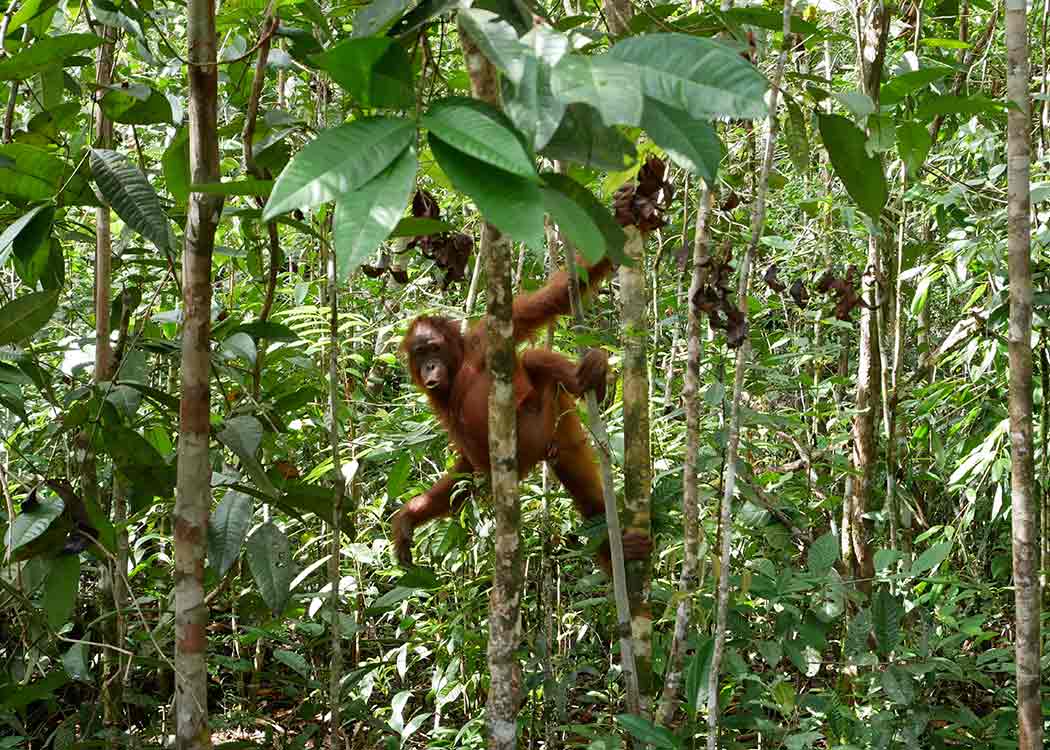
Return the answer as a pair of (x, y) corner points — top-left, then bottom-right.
(392, 257), (652, 571)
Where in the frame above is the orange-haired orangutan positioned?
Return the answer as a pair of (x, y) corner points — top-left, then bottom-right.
(391, 257), (652, 572)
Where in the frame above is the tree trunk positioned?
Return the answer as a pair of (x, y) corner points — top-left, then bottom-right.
(706, 4), (790, 745)
(174, 0), (221, 744)
(458, 21), (523, 749)
(326, 228), (345, 750)
(1005, 1), (1044, 746)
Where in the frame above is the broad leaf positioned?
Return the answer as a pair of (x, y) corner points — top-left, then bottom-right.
(190, 178), (273, 197)
(807, 532), (839, 575)
(872, 590), (903, 655)
(162, 127), (190, 203)
(263, 117), (414, 220)
(914, 93), (1002, 121)
(313, 37), (414, 109)
(228, 321), (300, 341)
(12, 204), (55, 288)
(817, 113), (887, 218)
(615, 714), (679, 749)
(43, 555), (79, 629)
(208, 490), (254, 578)
(429, 134), (544, 249)
(550, 55), (644, 127)
(880, 66), (952, 106)
(333, 146), (416, 282)
(90, 149), (171, 253)
(783, 99), (810, 174)
(105, 423), (177, 496)
(246, 522), (298, 615)
(502, 26), (571, 150)
(351, 0), (414, 37)
(897, 121), (932, 179)
(608, 33), (768, 121)
(685, 636), (714, 717)
(217, 415), (278, 498)
(0, 204), (51, 268)
(909, 540), (950, 576)
(5, 497), (63, 552)
(0, 290), (59, 346)
(390, 216), (455, 237)
(539, 172), (625, 264)
(0, 145), (70, 202)
(423, 97), (537, 180)
(0, 33), (104, 81)
(641, 98), (721, 182)
(881, 665), (915, 705)
(540, 103), (636, 171)
(99, 84), (173, 125)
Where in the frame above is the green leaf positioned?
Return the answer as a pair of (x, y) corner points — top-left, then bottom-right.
(540, 103), (636, 171)
(9, 0), (61, 32)
(880, 67), (952, 106)
(429, 134), (544, 249)
(387, 454), (412, 500)
(313, 37), (414, 109)
(457, 8), (529, 85)
(217, 416), (279, 498)
(0, 33), (104, 81)
(783, 99), (810, 174)
(607, 33), (768, 121)
(423, 97), (537, 181)
(274, 649), (310, 678)
(914, 93), (1002, 121)
(807, 532), (839, 576)
(723, 7), (821, 35)
(208, 490), (254, 578)
(539, 172), (625, 264)
(390, 216), (456, 238)
(685, 636), (714, 717)
(333, 146), (416, 282)
(263, 117), (414, 220)
(881, 665), (915, 705)
(246, 522), (298, 615)
(897, 121), (931, 179)
(62, 641), (91, 682)
(817, 113), (887, 218)
(11, 204), (55, 288)
(872, 590), (903, 655)
(614, 714), (679, 749)
(502, 26), (571, 150)
(106, 423), (177, 496)
(99, 84), (173, 125)
(0, 670), (69, 709)
(5, 497), (63, 553)
(43, 554), (79, 630)
(0, 144), (70, 202)
(0, 290), (59, 346)
(550, 55), (644, 127)
(228, 320), (300, 341)
(0, 204), (51, 268)
(909, 540), (950, 576)
(351, 0), (414, 38)
(641, 98), (721, 182)
(90, 149), (171, 253)
(162, 127), (190, 203)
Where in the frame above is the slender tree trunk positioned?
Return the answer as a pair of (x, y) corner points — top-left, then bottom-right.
(174, 0), (221, 744)
(707, 4), (790, 746)
(1005, 2), (1044, 746)
(619, 225), (654, 703)
(656, 186), (713, 727)
(458, 22), (523, 748)
(326, 230), (345, 750)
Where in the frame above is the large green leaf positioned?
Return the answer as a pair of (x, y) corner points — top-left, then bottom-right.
(897, 121), (931, 179)
(262, 117), (414, 220)
(502, 25), (571, 151)
(614, 715), (679, 749)
(351, 0), (414, 37)
(313, 37), (414, 109)
(333, 146), (416, 282)
(783, 99), (810, 174)
(550, 55), (644, 126)
(0, 290), (59, 346)
(207, 489), (254, 578)
(817, 113), (887, 218)
(872, 589), (903, 655)
(423, 97), (537, 180)
(217, 415), (278, 498)
(162, 127), (190, 203)
(0, 204), (51, 268)
(539, 172), (625, 264)
(90, 149), (171, 253)
(914, 93), (1002, 122)
(429, 134), (544, 249)
(9, 0), (61, 32)
(0, 670), (69, 709)
(807, 532), (840, 576)
(0, 145), (69, 202)
(105, 423), (177, 496)
(246, 522), (298, 615)
(4, 496), (63, 552)
(723, 7), (821, 36)
(880, 66), (953, 106)
(43, 554), (79, 630)
(540, 103), (636, 171)
(99, 84), (173, 125)
(909, 540), (950, 576)
(641, 98), (721, 183)
(12, 204), (55, 288)
(0, 33), (104, 81)
(457, 8), (529, 85)
(607, 33), (768, 121)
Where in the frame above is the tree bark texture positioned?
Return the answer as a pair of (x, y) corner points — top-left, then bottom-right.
(1005, 1), (1044, 746)
(326, 241), (345, 750)
(459, 21), (523, 748)
(619, 225), (653, 699)
(175, 0), (221, 745)
(656, 186), (713, 727)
